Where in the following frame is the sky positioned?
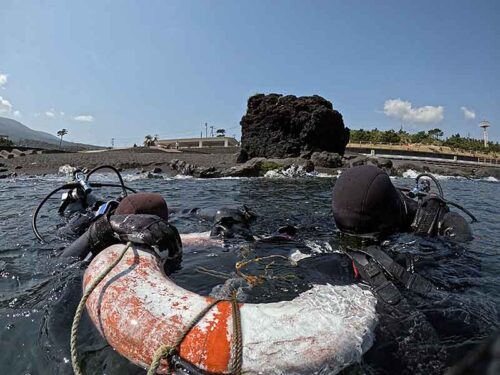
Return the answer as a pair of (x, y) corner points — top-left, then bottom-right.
(0, 0), (499, 146)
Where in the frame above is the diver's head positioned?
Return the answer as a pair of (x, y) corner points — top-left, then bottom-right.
(332, 165), (406, 238)
(115, 193), (169, 220)
(210, 207), (256, 240)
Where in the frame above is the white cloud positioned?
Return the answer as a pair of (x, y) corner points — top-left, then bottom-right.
(0, 73), (7, 88)
(383, 98), (444, 124)
(45, 110), (55, 118)
(60, 111), (65, 116)
(73, 115), (94, 122)
(13, 110), (21, 117)
(460, 106), (476, 120)
(0, 96), (13, 114)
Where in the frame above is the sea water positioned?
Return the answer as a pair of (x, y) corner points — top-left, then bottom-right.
(0, 174), (498, 374)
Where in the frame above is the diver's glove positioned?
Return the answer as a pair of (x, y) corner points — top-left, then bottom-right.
(62, 214), (182, 262)
(109, 214), (182, 262)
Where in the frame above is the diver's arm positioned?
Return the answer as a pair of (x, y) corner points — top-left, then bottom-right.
(61, 215), (117, 259)
(61, 231), (93, 259)
(61, 214), (182, 261)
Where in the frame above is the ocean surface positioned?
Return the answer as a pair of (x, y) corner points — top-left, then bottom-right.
(0, 173), (498, 374)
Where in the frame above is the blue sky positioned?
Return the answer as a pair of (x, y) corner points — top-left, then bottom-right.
(0, 0), (498, 146)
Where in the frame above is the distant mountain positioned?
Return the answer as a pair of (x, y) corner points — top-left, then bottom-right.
(0, 116), (103, 150)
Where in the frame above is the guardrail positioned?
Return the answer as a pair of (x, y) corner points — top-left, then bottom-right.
(347, 142), (499, 162)
(477, 158), (499, 165)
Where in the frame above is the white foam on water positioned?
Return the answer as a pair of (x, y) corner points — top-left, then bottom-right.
(401, 169), (419, 179)
(172, 174), (193, 179)
(58, 164), (77, 174)
(304, 240), (339, 254)
(402, 169), (466, 180)
(482, 176), (499, 182)
(289, 249), (312, 262)
(264, 165), (336, 179)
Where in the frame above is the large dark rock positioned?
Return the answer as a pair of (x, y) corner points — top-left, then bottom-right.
(235, 149), (249, 164)
(240, 94), (350, 158)
(223, 158), (285, 177)
(310, 151), (342, 168)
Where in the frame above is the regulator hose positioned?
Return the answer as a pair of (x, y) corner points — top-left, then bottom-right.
(86, 165), (128, 196)
(32, 183), (80, 242)
(32, 166), (138, 242)
(445, 200), (478, 223)
(414, 173), (478, 223)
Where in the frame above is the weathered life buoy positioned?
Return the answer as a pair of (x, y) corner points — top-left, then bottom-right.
(84, 244), (378, 374)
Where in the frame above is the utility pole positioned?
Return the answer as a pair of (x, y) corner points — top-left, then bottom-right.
(111, 138), (114, 148)
(205, 122), (208, 138)
(210, 126), (214, 137)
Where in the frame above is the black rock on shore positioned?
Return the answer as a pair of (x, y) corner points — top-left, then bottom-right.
(240, 94), (350, 159)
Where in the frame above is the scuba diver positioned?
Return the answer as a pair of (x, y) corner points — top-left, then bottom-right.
(60, 192), (183, 262)
(332, 164), (476, 242)
(331, 164), (477, 305)
(31, 166), (180, 263)
(330, 164), (479, 374)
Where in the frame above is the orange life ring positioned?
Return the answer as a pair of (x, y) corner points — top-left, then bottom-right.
(84, 244), (378, 374)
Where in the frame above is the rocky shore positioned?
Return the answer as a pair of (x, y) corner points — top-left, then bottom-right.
(2, 91), (498, 180)
(1, 147), (499, 180)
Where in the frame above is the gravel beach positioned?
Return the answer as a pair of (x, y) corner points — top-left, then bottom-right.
(1, 147), (499, 179)
(0, 148), (237, 176)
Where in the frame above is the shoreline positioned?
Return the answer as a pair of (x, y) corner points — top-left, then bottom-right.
(1, 148), (499, 180)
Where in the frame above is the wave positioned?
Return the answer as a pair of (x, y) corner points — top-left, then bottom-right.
(401, 169), (499, 183)
(264, 165), (337, 179)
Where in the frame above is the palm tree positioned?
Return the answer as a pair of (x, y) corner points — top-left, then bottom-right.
(57, 129), (68, 149)
(143, 134), (154, 147)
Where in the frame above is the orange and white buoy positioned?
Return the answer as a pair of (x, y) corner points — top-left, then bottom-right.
(84, 244), (378, 374)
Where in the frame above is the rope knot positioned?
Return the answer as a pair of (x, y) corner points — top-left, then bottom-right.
(149, 344), (177, 375)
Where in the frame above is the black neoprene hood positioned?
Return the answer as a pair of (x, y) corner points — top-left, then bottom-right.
(332, 165), (405, 236)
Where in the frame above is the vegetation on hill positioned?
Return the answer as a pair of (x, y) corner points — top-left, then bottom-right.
(0, 117), (104, 151)
(349, 128), (500, 154)
(0, 137), (14, 147)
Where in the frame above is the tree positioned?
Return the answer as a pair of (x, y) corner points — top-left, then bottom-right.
(216, 128), (226, 137)
(57, 129), (68, 149)
(143, 134), (154, 147)
(410, 131), (428, 144)
(0, 137), (13, 147)
(380, 129), (401, 143)
(428, 128), (444, 140)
